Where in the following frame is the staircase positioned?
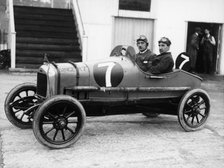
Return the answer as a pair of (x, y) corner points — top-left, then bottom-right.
(14, 6), (82, 69)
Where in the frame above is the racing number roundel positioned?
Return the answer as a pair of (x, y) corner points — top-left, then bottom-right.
(93, 62), (124, 87)
(175, 52), (190, 71)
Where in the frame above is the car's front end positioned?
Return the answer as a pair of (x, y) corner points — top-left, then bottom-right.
(36, 61), (92, 100)
(37, 63), (58, 98)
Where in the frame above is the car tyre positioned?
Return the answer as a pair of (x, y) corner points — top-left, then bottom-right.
(33, 95), (86, 149)
(4, 83), (37, 129)
(178, 89), (210, 131)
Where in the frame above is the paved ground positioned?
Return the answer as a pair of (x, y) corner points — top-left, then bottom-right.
(0, 71), (224, 168)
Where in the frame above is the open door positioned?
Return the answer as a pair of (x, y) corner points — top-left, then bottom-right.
(186, 22), (222, 74)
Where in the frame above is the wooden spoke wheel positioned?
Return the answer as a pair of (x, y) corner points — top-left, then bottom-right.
(178, 89), (210, 131)
(4, 83), (37, 129)
(33, 95), (86, 149)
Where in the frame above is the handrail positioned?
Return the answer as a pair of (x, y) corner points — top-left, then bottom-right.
(71, 0), (88, 61)
(71, 0), (86, 39)
(7, 0), (16, 68)
(76, 0), (86, 35)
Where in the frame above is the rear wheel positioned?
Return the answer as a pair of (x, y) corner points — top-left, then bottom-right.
(33, 95), (86, 149)
(4, 83), (37, 129)
(178, 89), (210, 131)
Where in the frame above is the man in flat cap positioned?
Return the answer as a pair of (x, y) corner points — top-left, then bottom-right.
(135, 35), (156, 72)
(147, 37), (174, 74)
(187, 27), (202, 72)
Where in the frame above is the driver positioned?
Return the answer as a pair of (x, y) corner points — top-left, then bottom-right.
(135, 35), (156, 72)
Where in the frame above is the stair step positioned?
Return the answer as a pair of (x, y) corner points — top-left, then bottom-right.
(16, 37), (80, 45)
(16, 50), (82, 58)
(15, 24), (76, 34)
(14, 13), (74, 22)
(16, 56), (82, 64)
(16, 64), (43, 69)
(16, 43), (81, 51)
(14, 6), (72, 16)
(16, 56), (82, 69)
(15, 19), (76, 28)
(16, 54), (82, 68)
(16, 31), (77, 39)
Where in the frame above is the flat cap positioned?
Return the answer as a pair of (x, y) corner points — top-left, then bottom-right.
(195, 27), (202, 32)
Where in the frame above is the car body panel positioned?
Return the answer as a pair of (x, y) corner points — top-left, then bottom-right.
(37, 49), (202, 104)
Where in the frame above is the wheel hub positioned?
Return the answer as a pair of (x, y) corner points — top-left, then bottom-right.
(54, 117), (67, 130)
(192, 106), (200, 115)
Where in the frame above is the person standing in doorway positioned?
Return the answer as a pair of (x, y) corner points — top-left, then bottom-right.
(187, 27), (202, 72)
(201, 28), (216, 74)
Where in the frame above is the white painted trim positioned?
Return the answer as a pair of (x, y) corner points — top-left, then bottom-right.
(118, 10), (155, 19)
(8, 0), (16, 68)
(219, 24), (224, 74)
(71, 0), (88, 61)
(152, 18), (157, 54)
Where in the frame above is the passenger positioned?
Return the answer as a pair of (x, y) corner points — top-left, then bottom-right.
(147, 37), (174, 74)
(135, 35), (156, 72)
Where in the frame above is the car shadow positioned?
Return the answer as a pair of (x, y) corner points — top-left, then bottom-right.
(84, 113), (181, 137)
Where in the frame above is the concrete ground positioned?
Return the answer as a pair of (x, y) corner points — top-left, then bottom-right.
(0, 71), (224, 168)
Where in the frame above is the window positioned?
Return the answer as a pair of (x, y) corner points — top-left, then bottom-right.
(119, 0), (151, 12)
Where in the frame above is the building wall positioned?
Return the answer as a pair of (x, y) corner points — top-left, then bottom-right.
(3, 0), (224, 73)
(78, 0), (118, 61)
(78, 0), (224, 74)
(154, 0), (224, 73)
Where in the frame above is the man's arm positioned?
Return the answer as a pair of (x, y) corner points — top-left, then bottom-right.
(149, 56), (174, 74)
(210, 36), (216, 45)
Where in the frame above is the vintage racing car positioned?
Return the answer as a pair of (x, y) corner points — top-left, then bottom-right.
(4, 45), (210, 149)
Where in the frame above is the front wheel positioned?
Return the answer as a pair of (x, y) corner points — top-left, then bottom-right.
(178, 89), (210, 131)
(33, 95), (86, 149)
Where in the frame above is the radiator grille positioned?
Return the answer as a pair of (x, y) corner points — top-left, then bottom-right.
(37, 72), (47, 97)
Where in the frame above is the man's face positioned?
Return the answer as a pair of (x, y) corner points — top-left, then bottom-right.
(137, 41), (147, 52)
(205, 29), (209, 35)
(159, 43), (170, 54)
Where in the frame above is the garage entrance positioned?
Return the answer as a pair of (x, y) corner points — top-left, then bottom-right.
(113, 17), (154, 53)
(186, 22), (222, 74)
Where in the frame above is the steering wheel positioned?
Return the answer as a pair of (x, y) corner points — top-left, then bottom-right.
(120, 47), (127, 56)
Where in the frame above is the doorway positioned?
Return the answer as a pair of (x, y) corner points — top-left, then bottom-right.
(186, 22), (222, 74)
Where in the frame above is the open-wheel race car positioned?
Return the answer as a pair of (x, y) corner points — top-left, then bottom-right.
(5, 45), (210, 149)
